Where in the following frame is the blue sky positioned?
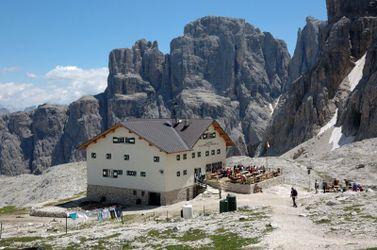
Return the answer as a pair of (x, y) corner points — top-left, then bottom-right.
(0, 0), (327, 110)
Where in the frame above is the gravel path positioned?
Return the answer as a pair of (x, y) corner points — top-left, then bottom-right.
(259, 186), (377, 249)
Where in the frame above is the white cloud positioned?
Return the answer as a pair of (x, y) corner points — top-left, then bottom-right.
(0, 65), (108, 111)
(26, 72), (37, 78)
(0, 67), (20, 74)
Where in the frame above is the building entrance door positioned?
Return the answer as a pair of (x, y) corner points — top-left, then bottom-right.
(194, 168), (202, 181)
(148, 192), (161, 206)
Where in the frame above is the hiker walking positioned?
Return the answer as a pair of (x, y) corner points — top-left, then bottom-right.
(315, 180), (319, 194)
(290, 187), (298, 207)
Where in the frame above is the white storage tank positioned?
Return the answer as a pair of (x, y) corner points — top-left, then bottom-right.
(182, 204), (193, 219)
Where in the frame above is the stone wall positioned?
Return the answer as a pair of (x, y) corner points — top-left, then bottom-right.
(161, 186), (195, 205)
(87, 185), (149, 205)
(87, 184), (197, 206)
(206, 175), (284, 194)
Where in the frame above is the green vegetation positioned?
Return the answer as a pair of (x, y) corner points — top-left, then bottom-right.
(315, 218), (331, 224)
(0, 206), (28, 216)
(343, 205), (362, 213)
(209, 232), (260, 250)
(0, 236), (43, 247)
(101, 233), (121, 240)
(143, 227), (260, 250)
(179, 229), (207, 242)
(44, 191), (86, 206)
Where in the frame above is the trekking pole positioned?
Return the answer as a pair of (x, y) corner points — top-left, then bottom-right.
(0, 221), (2, 239)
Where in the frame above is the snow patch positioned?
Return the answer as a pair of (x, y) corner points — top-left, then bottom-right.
(348, 54), (366, 91)
(317, 54), (366, 140)
(268, 103), (274, 114)
(318, 109), (338, 136)
(268, 96), (281, 115)
(329, 126), (355, 150)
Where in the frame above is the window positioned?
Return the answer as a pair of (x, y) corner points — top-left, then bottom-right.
(217, 149), (221, 154)
(202, 133), (208, 139)
(124, 154), (130, 161)
(197, 152), (201, 158)
(211, 150), (215, 155)
(183, 154), (187, 160)
(103, 169), (109, 177)
(140, 171), (146, 177)
(205, 151), (209, 156)
(191, 152), (195, 159)
(127, 170), (137, 176)
(183, 170), (187, 175)
(153, 156), (160, 162)
(113, 137), (124, 143)
(141, 191), (145, 196)
(177, 171), (181, 177)
(176, 155), (180, 161)
(106, 153), (111, 159)
(209, 132), (216, 138)
(91, 152), (96, 159)
(206, 164), (212, 172)
(126, 137), (135, 144)
(112, 170), (118, 178)
(133, 190), (137, 196)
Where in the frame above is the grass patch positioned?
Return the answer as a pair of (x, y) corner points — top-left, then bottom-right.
(238, 209), (269, 222)
(210, 232), (260, 250)
(44, 192), (86, 206)
(179, 229), (207, 242)
(361, 215), (377, 222)
(0, 236), (43, 247)
(315, 218), (331, 224)
(0, 206), (28, 216)
(343, 206), (362, 213)
(101, 233), (121, 240)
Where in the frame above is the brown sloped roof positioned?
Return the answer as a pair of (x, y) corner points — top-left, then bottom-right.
(78, 118), (235, 153)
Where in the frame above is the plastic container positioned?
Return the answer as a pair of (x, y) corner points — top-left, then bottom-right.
(182, 204), (193, 219)
(219, 199), (229, 213)
(227, 194), (237, 212)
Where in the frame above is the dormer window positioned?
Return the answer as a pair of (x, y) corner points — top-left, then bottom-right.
(202, 133), (208, 139)
(106, 153), (111, 159)
(126, 137), (135, 144)
(103, 169), (109, 177)
(209, 132), (216, 138)
(113, 137), (124, 143)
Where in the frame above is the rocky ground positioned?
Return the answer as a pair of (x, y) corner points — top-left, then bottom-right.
(0, 162), (86, 207)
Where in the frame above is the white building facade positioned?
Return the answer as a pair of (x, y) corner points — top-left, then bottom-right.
(79, 119), (234, 206)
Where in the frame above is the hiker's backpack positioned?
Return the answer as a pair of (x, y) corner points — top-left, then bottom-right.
(292, 189), (298, 196)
